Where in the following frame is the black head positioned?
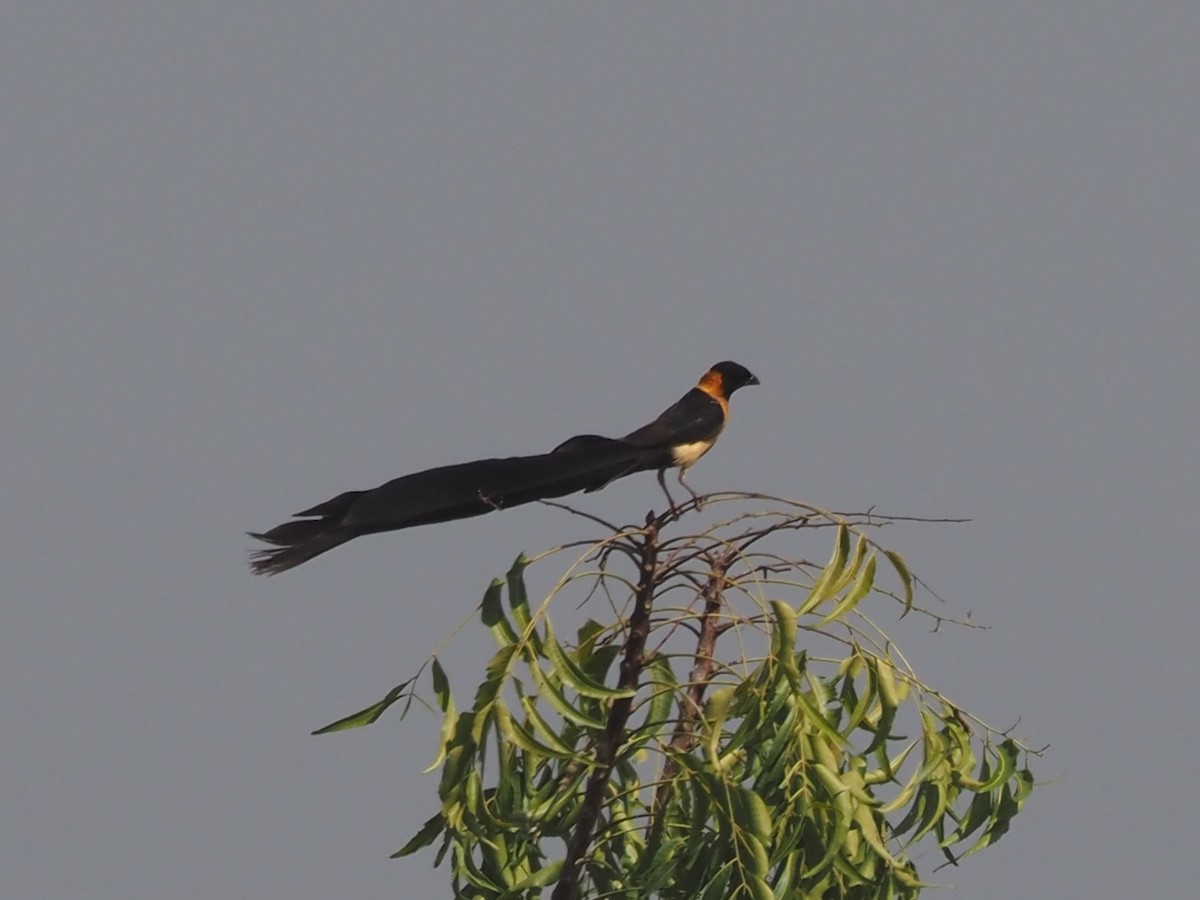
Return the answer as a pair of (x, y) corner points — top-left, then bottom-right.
(708, 360), (761, 395)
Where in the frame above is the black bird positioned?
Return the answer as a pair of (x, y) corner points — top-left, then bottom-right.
(248, 360), (759, 575)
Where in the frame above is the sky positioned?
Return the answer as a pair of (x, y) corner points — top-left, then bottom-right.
(4, 3), (1198, 898)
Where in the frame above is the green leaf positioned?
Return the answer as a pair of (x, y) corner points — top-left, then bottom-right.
(542, 618), (634, 700)
(454, 838), (505, 892)
(805, 668), (830, 717)
(807, 783), (852, 878)
(494, 698), (579, 762)
(829, 533), (870, 594)
(853, 803), (901, 867)
(437, 705), (482, 806)
(422, 659), (458, 772)
(978, 739), (1019, 792)
(703, 687), (736, 764)
(864, 658), (900, 755)
(505, 555), (531, 624)
(576, 617), (606, 648)
(391, 811), (447, 859)
(524, 654), (607, 729)
(789, 679), (850, 749)
(882, 549), (915, 617)
(943, 785), (994, 847)
(909, 781), (951, 845)
(813, 762), (851, 798)
(505, 859), (564, 892)
(505, 555), (547, 661)
(840, 660), (875, 736)
(892, 780), (935, 839)
(518, 695), (586, 760)
(730, 785), (773, 847)
(742, 873), (775, 900)
(770, 599), (799, 661)
(630, 654), (677, 744)
(480, 578), (520, 646)
(311, 677), (415, 735)
(798, 524), (851, 616)
(873, 657), (901, 712)
(1014, 767), (1036, 806)
(697, 865), (733, 900)
(817, 554), (877, 627)
(839, 768), (881, 807)
(470, 700), (498, 748)
(867, 738), (917, 787)
(574, 642), (622, 693)
(955, 789), (1015, 859)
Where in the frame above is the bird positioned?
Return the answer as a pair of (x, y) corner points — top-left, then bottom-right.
(248, 360), (759, 575)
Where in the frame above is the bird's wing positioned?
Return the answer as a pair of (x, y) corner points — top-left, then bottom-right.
(621, 388), (726, 450)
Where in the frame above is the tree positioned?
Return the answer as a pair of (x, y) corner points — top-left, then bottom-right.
(317, 494), (1042, 899)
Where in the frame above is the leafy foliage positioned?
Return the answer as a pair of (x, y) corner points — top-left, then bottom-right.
(318, 495), (1042, 898)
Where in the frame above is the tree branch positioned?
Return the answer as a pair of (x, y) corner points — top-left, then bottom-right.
(651, 548), (733, 819)
(552, 512), (659, 900)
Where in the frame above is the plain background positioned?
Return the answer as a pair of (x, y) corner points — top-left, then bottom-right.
(4, 4), (1198, 898)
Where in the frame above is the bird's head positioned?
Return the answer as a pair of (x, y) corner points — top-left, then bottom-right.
(704, 361), (761, 398)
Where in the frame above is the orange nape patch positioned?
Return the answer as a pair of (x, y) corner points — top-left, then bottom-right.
(696, 369), (731, 412)
(697, 369), (725, 395)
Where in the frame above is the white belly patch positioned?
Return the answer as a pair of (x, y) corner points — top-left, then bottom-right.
(671, 439), (716, 468)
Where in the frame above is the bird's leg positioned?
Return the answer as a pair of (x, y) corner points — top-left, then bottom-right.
(656, 468), (680, 515)
(677, 467), (704, 509)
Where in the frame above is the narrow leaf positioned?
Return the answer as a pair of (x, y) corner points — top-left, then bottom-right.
(770, 599), (799, 661)
(882, 549), (915, 617)
(311, 678), (414, 735)
(423, 659), (458, 772)
(542, 618), (634, 700)
(817, 554), (877, 626)
(390, 812), (446, 858)
(505, 555), (532, 627)
(508, 860), (564, 891)
(525, 655), (607, 728)
(519, 695), (584, 758)
(480, 578), (519, 646)
(853, 804), (901, 866)
(827, 533), (870, 597)
(798, 524), (851, 616)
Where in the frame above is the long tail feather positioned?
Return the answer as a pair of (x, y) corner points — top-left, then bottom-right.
(248, 438), (658, 574)
(247, 522), (355, 576)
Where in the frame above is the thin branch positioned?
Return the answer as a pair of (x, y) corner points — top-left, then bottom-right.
(537, 498), (626, 535)
(552, 512), (659, 900)
(651, 548), (734, 819)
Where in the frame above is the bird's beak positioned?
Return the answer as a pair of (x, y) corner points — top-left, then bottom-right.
(748, 373), (761, 386)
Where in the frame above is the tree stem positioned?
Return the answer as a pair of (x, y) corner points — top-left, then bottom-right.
(552, 513), (659, 900)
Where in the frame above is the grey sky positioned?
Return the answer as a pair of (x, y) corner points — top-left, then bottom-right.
(4, 4), (1197, 897)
